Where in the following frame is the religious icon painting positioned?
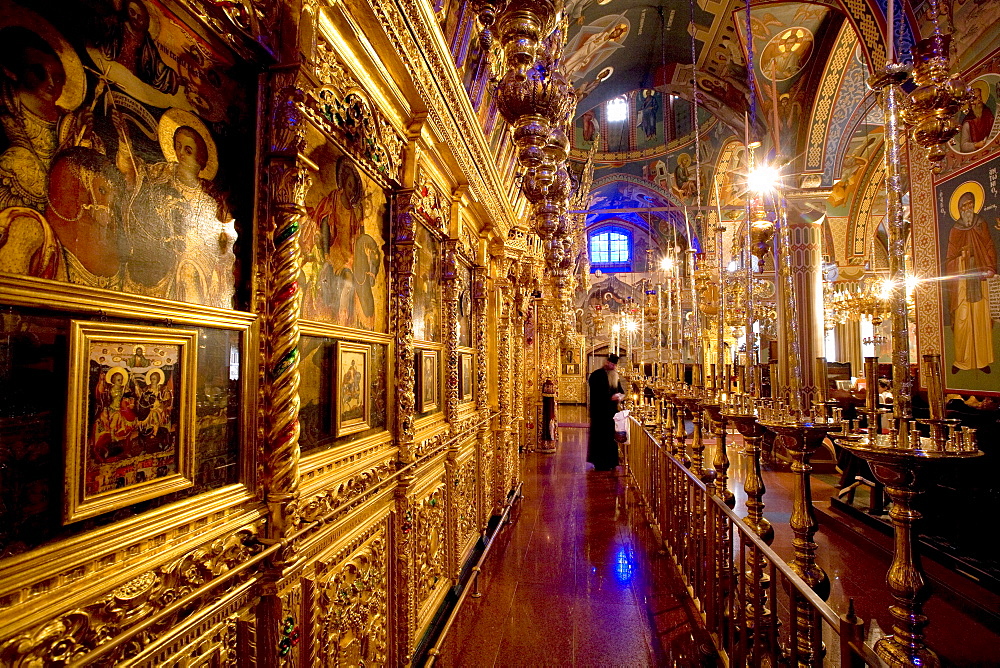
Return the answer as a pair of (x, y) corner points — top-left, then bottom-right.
(459, 352), (474, 402)
(934, 152), (1000, 394)
(334, 341), (371, 437)
(949, 74), (1000, 156)
(417, 349), (440, 413)
(301, 134), (390, 332)
(0, 0), (256, 310)
(65, 321), (197, 524)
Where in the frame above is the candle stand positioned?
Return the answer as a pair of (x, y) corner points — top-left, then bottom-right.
(836, 355), (981, 667)
(702, 400), (735, 507)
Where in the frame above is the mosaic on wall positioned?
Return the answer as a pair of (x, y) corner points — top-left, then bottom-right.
(935, 152), (1000, 393)
(0, 0), (256, 308)
(301, 132), (389, 331)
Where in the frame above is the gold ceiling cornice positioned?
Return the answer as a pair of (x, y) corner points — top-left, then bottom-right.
(359, 0), (519, 237)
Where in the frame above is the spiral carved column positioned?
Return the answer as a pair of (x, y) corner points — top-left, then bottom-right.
(473, 267), (493, 528)
(494, 278), (513, 513)
(262, 75), (312, 548)
(443, 239), (461, 426)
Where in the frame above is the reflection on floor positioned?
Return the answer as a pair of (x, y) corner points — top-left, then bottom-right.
(436, 413), (999, 667)
(434, 423), (710, 667)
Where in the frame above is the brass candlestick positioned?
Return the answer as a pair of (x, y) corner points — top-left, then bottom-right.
(726, 411), (774, 543)
(703, 401), (735, 507)
(836, 352), (981, 668)
(723, 403), (775, 659)
(682, 392), (709, 481)
(674, 389), (692, 467)
(838, 444), (980, 667)
(758, 414), (837, 666)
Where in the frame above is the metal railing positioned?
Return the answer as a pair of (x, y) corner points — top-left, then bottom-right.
(623, 418), (880, 667)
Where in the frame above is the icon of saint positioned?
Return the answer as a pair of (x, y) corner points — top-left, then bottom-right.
(944, 183), (998, 373)
(0, 17), (89, 212)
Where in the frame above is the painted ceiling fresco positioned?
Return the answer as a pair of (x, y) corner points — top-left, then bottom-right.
(565, 0), (714, 113)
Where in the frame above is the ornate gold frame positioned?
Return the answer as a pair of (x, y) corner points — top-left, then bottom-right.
(417, 349), (440, 413)
(65, 321), (199, 523)
(335, 341), (372, 437)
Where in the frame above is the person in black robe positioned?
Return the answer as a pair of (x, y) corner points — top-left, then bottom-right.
(587, 353), (625, 471)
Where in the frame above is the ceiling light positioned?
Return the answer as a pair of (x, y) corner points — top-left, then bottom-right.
(746, 165), (782, 194)
(660, 256), (675, 271)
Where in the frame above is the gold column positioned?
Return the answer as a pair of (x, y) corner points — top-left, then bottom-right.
(261, 70), (313, 548)
(494, 276), (513, 514)
(512, 280), (528, 455)
(443, 239), (461, 425)
(784, 200), (826, 406)
(390, 189), (422, 663)
(473, 266), (493, 531)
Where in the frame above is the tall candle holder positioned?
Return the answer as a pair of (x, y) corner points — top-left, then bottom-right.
(837, 355), (980, 667)
(702, 399), (735, 507)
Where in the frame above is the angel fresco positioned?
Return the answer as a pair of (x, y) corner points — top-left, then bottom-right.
(0, 1), (248, 309)
(115, 107), (237, 307)
(563, 18), (629, 83)
(0, 16), (93, 212)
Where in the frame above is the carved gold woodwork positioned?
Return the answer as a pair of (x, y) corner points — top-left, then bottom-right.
(393, 191), (421, 465)
(308, 38), (405, 186)
(443, 240), (462, 425)
(0, 0), (532, 665)
(314, 528), (389, 667)
(414, 485), (448, 619)
(366, 0), (519, 233)
(0, 522), (264, 665)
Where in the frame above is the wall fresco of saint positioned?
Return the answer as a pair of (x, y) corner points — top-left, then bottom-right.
(301, 132), (389, 332)
(0, 0), (254, 309)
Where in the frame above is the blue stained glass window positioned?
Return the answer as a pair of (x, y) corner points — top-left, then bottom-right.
(590, 229), (630, 264)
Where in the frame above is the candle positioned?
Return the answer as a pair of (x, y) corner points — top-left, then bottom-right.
(923, 354), (945, 421)
(864, 356), (878, 414)
(815, 356), (828, 406)
(886, 0), (894, 64)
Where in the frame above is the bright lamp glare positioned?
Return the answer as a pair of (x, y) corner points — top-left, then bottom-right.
(624, 319), (638, 333)
(905, 276), (920, 292)
(660, 256), (675, 271)
(727, 260), (738, 272)
(879, 278), (894, 300)
(611, 323), (621, 332)
(746, 165), (781, 194)
(606, 96), (628, 122)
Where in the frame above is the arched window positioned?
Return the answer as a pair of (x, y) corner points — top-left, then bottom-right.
(589, 227), (631, 269)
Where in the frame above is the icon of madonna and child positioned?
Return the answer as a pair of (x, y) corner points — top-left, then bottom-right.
(0, 1), (244, 309)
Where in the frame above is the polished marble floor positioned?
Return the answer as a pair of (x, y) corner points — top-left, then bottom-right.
(433, 420), (709, 667)
(434, 408), (999, 667)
